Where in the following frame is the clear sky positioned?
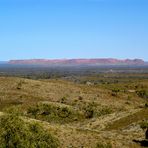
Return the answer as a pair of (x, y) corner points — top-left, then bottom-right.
(0, 0), (148, 61)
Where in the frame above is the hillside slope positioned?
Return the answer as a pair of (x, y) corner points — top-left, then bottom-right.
(0, 76), (148, 147)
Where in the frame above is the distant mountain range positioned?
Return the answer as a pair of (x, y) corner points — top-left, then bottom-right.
(7, 58), (148, 66)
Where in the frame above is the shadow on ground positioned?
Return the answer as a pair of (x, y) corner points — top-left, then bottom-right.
(133, 139), (148, 147)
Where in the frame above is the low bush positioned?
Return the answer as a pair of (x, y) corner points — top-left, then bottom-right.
(140, 121), (148, 140)
(96, 142), (112, 148)
(4, 105), (24, 116)
(27, 103), (83, 123)
(136, 90), (148, 99)
(96, 107), (112, 117)
(0, 114), (59, 148)
(83, 102), (112, 119)
(140, 121), (148, 129)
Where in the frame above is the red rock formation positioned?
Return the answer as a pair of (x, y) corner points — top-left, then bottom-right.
(9, 58), (145, 65)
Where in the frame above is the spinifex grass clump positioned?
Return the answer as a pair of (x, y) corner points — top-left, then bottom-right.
(27, 102), (84, 123)
(0, 114), (59, 148)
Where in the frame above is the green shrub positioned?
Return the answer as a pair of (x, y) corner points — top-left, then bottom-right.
(96, 107), (112, 117)
(84, 105), (94, 119)
(140, 121), (148, 140)
(83, 102), (97, 119)
(136, 90), (148, 99)
(112, 88), (120, 93)
(60, 97), (67, 104)
(140, 121), (148, 129)
(27, 105), (40, 118)
(96, 142), (112, 148)
(4, 105), (24, 116)
(0, 114), (59, 148)
(27, 103), (83, 123)
(83, 102), (112, 119)
(111, 88), (120, 97)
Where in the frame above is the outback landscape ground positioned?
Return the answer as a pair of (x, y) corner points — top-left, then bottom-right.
(0, 65), (148, 148)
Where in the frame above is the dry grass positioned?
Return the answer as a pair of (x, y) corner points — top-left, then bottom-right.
(0, 76), (148, 147)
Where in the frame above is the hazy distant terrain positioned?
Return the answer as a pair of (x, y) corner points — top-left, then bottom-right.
(8, 58), (147, 65)
(0, 65), (148, 79)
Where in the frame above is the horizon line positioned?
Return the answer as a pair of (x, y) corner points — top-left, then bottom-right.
(2, 58), (147, 62)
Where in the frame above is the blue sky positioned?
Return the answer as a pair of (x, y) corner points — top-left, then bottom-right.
(0, 0), (148, 61)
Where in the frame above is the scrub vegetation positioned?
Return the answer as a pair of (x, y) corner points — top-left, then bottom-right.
(0, 66), (148, 147)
